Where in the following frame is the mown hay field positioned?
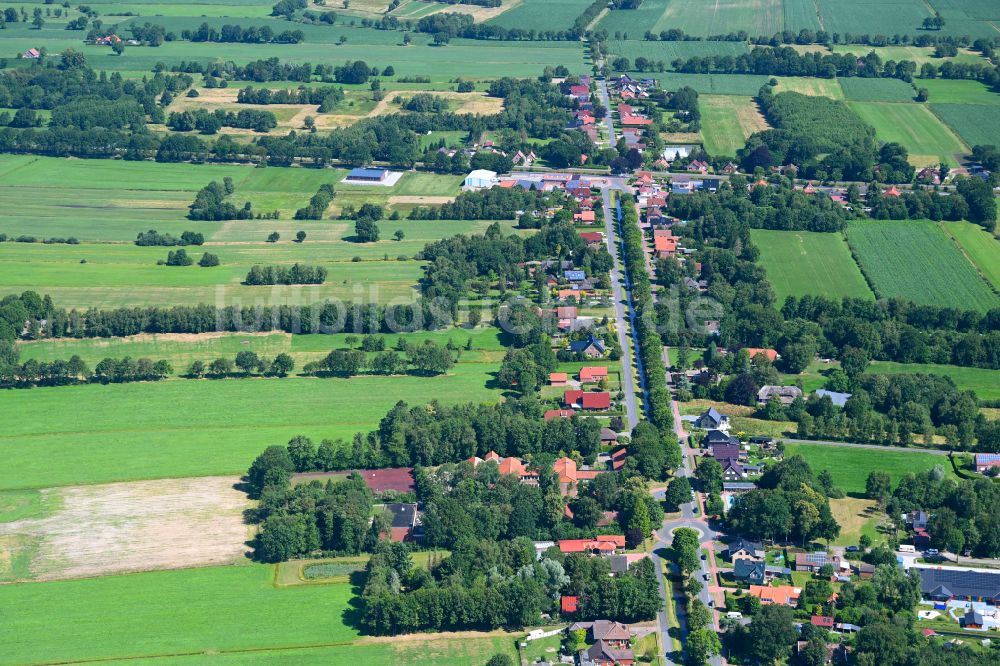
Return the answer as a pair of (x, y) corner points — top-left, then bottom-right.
(699, 95), (771, 156)
(751, 229), (874, 303)
(847, 101), (968, 165)
(846, 220), (998, 311)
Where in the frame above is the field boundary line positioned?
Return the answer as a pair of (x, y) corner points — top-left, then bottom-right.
(27, 640), (360, 665)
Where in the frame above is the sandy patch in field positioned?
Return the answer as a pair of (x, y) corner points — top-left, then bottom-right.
(422, 0), (520, 22)
(0, 477), (251, 581)
(662, 132), (703, 144)
(109, 199), (185, 209)
(734, 99), (770, 135)
(388, 195), (455, 205)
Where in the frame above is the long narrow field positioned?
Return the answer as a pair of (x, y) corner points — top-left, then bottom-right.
(847, 102), (968, 165)
(919, 79), (1000, 105)
(699, 95), (771, 156)
(846, 220), (998, 311)
(784, 442), (952, 495)
(750, 229), (875, 303)
(600, 0), (785, 38)
(16, 328), (506, 370)
(839, 77), (917, 102)
(940, 221), (1000, 290)
(0, 361), (502, 491)
(0, 23), (587, 80)
(0, 565), (358, 665)
(868, 361), (1000, 402)
(772, 76), (845, 99)
(486, 0), (591, 31)
(639, 73), (770, 96)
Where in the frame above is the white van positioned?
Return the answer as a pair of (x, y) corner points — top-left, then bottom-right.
(899, 545), (916, 553)
(727, 612), (743, 620)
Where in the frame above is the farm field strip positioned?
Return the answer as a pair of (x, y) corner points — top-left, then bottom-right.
(930, 103), (1000, 149)
(750, 229), (875, 302)
(847, 101), (968, 165)
(839, 77), (916, 102)
(940, 221), (1000, 290)
(846, 219), (998, 311)
(699, 95), (770, 156)
(0, 363), (502, 491)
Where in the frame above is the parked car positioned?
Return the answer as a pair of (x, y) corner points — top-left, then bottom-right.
(926, 548), (939, 556)
(703, 573), (710, 581)
(846, 546), (860, 553)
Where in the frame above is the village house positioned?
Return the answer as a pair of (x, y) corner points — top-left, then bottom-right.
(758, 385), (803, 406)
(385, 503), (421, 542)
(559, 535), (626, 555)
(22, 48), (41, 59)
(543, 408), (575, 421)
(794, 551), (847, 574)
(564, 390), (612, 411)
(549, 372), (569, 386)
(750, 585), (801, 607)
(727, 537), (765, 562)
(568, 336), (607, 358)
(976, 453), (1000, 474)
(694, 407), (729, 431)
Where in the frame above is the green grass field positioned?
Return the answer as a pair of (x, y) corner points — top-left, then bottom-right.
(601, 0), (785, 38)
(869, 361), (1000, 402)
(0, 564), (361, 664)
(486, 0), (593, 31)
(0, 156), (465, 242)
(0, 358), (502, 490)
(772, 76), (845, 99)
(637, 73), (770, 96)
(940, 221), (1000, 290)
(847, 102), (968, 165)
(930, 103), (1000, 148)
(846, 220), (998, 311)
(0, 23), (586, 80)
(784, 442), (952, 495)
(605, 39), (748, 62)
(839, 77), (916, 102)
(699, 95), (771, 156)
(920, 79), (1000, 104)
(832, 44), (987, 66)
(16, 328), (505, 371)
(750, 229), (875, 303)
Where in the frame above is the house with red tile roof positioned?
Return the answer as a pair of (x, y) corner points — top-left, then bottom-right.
(559, 535), (626, 554)
(564, 390), (612, 410)
(579, 366), (608, 383)
(544, 409), (574, 421)
(562, 595), (579, 614)
(550, 372), (569, 386)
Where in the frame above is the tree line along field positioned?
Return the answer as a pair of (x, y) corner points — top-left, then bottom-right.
(783, 442), (953, 496)
(847, 101), (969, 166)
(750, 229), (875, 303)
(0, 352), (503, 491)
(846, 220), (999, 312)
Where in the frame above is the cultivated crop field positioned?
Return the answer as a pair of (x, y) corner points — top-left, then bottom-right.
(831, 44), (987, 66)
(644, 73), (771, 96)
(839, 77), (916, 102)
(601, 0), (785, 38)
(605, 40), (749, 63)
(930, 104), (1000, 148)
(750, 229), (874, 303)
(784, 442), (952, 495)
(0, 360), (502, 491)
(941, 221), (1000, 290)
(846, 220), (998, 311)
(848, 102), (968, 165)
(699, 96), (771, 156)
(920, 79), (1000, 104)
(486, 0), (592, 31)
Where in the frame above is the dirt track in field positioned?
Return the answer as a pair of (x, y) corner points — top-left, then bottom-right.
(0, 476), (251, 581)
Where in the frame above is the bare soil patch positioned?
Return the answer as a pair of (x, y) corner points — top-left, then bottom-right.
(0, 477), (250, 581)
